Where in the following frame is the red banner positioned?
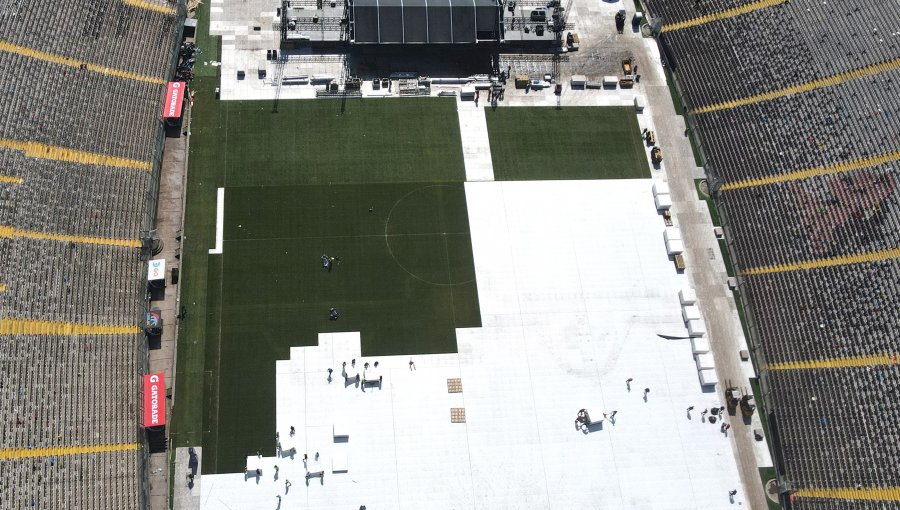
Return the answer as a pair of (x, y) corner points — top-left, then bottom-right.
(143, 373), (166, 427)
(161, 82), (185, 119)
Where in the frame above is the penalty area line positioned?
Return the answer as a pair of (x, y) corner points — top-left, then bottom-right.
(209, 187), (224, 254)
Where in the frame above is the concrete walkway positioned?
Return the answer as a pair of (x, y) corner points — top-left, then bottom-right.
(640, 47), (773, 510)
(173, 447), (202, 510)
(456, 101), (495, 182)
(148, 117), (190, 510)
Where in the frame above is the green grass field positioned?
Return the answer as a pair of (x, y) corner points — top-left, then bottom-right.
(220, 183), (479, 357)
(485, 106), (650, 181)
(197, 98), (465, 187)
(171, 92), (479, 474)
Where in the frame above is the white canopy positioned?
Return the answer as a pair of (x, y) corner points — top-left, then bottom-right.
(682, 305), (701, 322)
(679, 288), (697, 305)
(687, 319), (707, 337)
(691, 336), (710, 353)
(654, 193), (672, 210)
(664, 227), (682, 241)
(652, 181), (670, 196)
(695, 353), (715, 370)
(699, 368), (718, 386)
(665, 237), (684, 255)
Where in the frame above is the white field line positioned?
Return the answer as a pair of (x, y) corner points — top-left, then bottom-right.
(209, 187), (224, 254)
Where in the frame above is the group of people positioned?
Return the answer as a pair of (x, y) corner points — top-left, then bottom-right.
(321, 254), (341, 272)
(321, 255), (343, 320)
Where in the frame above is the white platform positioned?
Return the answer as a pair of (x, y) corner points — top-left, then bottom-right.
(199, 180), (747, 509)
(457, 105), (495, 182)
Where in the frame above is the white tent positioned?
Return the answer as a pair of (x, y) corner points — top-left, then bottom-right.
(652, 181), (670, 196)
(634, 94), (646, 112)
(678, 288), (697, 306)
(687, 319), (707, 337)
(654, 193), (672, 210)
(699, 368), (719, 386)
(665, 237), (684, 255)
(695, 353), (715, 370)
(691, 336), (710, 353)
(682, 304), (701, 322)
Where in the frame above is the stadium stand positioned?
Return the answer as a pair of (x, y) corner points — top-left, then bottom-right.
(768, 367), (900, 485)
(0, 149), (152, 239)
(1, 239), (144, 325)
(744, 261), (900, 364)
(0, 57), (165, 161)
(644, 0), (900, 506)
(792, 500), (900, 510)
(2, 0), (177, 79)
(0, 0), (184, 508)
(1, 451), (141, 508)
(658, 0), (753, 24)
(721, 168), (900, 268)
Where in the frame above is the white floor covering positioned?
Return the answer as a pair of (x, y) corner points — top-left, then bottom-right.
(457, 104), (494, 182)
(198, 180), (747, 509)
